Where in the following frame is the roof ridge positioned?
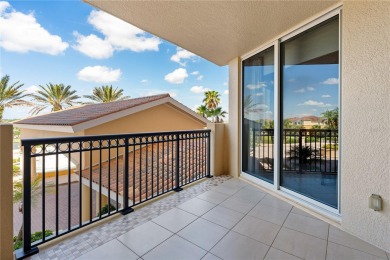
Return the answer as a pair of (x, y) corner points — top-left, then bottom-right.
(14, 94), (170, 126)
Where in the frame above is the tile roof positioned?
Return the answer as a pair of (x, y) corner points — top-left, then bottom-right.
(15, 94), (170, 126)
(75, 141), (206, 204)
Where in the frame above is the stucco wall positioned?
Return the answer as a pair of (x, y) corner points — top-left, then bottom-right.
(227, 57), (241, 178)
(341, 1), (390, 252)
(228, 2), (390, 252)
(85, 104), (205, 136)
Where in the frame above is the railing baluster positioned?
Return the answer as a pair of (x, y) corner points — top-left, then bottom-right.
(79, 142), (82, 226)
(122, 137), (133, 214)
(68, 142), (71, 230)
(55, 143), (59, 235)
(99, 141), (102, 219)
(116, 139), (119, 211)
(108, 140), (111, 215)
(42, 145), (46, 241)
(89, 142), (93, 223)
(174, 134), (182, 192)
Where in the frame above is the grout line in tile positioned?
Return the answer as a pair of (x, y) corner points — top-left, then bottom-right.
(115, 238), (142, 259)
(265, 204), (295, 259)
(326, 240), (388, 260)
(324, 222), (330, 260)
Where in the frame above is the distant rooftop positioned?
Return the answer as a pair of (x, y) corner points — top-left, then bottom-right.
(15, 94), (170, 126)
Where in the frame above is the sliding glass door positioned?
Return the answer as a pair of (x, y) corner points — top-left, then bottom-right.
(242, 47), (274, 183)
(281, 16), (339, 208)
(242, 13), (340, 210)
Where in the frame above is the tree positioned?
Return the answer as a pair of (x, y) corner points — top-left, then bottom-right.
(13, 177), (42, 241)
(30, 84), (81, 115)
(83, 85), (130, 103)
(196, 105), (209, 118)
(0, 75), (31, 121)
(321, 108), (338, 129)
(283, 119), (293, 129)
(203, 90), (221, 110)
(209, 107), (227, 123)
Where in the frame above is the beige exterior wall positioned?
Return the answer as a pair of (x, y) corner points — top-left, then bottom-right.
(341, 2), (390, 252)
(229, 2), (390, 252)
(85, 104), (205, 136)
(227, 57), (241, 178)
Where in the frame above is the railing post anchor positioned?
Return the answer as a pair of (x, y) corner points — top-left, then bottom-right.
(121, 207), (134, 215)
(15, 247), (39, 260)
(174, 187), (183, 192)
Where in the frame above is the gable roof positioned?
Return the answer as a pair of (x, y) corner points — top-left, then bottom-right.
(14, 94), (209, 132)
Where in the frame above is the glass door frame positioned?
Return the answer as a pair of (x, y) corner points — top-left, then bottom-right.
(240, 7), (342, 216)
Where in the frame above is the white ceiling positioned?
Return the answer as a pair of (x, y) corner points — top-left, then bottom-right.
(85, 0), (339, 66)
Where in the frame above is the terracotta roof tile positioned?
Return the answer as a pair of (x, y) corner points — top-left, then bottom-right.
(15, 94), (170, 126)
(75, 141), (207, 204)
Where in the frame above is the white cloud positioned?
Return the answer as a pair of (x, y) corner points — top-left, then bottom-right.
(224, 90), (229, 95)
(307, 86), (315, 91)
(294, 88), (305, 93)
(223, 82), (228, 86)
(73, 10), (161, 58)
(77, 66), (121, 83)
(25, 85), (39, 93)
(0, 2), (68, 55)
(72, 32), (113, 59)
(197, 75), (204, 81)
(164, 68), (188, 84)
(191, 71), (199, 76)
(141, 79), (148, 84)
(255, 93), (264, 96)
(321, 94), (331, 98)
(250, 104), (269, 112)
(139, 89), (177, 98)
(170, 47), (197, 66)
(322, 78), (339, 85)
(190, 86), (210, 94)
(246, 82), (266, 90)
(298, 100), (332, 107)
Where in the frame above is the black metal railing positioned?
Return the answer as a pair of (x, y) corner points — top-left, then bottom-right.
(252, 128), (338, 173)
(16, 130), (211, 259)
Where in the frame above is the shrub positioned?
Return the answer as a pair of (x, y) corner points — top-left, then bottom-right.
(97, 204), (116, 217)
(322, 144), (338, 150)
(14, 230), (53, 250)
(288, 146), (318, 163)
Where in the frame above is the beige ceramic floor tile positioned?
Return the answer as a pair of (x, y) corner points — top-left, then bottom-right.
(211, 231), (269, 260)
(326, 242), (386, 260)
(328, 226), (387, 259)
(272, 227), (327, 260)
(76, 239), (138, 260)
(283, 212), (329, 240)
(249, 203), (290, 225)
(233, 215), (281, 245)
(265, 247), (302, 260)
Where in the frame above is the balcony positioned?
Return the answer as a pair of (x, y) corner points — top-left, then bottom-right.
(24, 177), (388, 260)
(8, 128), (389, 260)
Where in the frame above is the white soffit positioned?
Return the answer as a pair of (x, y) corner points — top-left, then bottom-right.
(84, 0), (339, 66)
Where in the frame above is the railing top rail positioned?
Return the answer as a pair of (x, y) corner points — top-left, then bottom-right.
(21, 129), (211, 146)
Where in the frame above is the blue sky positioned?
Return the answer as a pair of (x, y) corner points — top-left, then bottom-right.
(0, 0), (228, 119)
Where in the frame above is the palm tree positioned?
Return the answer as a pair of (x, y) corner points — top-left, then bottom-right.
(0, 75), (31, 121)
(13, 177), (42, 241)
(83, 85), (130, 103)
(210, 107), (227, 123)
(203, 90), (221, 110)
(30, 84), (81, 115)
(321, 108), (338, 129)
(196, 105), (209, 118)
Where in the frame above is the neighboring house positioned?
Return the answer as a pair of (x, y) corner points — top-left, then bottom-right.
(14, 94), (210, 219)
(289, 116), (325, 129)
(83, 1), (390, 253)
